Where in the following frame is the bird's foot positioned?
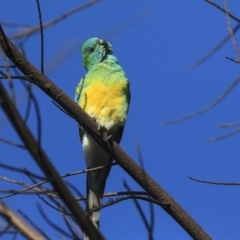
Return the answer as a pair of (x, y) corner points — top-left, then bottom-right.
(92, 117), (101, 130)
(104, 134), (112, 141)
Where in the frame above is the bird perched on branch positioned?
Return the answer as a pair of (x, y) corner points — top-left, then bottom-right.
(75, 37), (130, 239)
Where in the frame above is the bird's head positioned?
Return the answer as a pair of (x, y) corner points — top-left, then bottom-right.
(82, 37), (113, 70)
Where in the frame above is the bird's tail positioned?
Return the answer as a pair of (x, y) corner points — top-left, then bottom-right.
(83, 165), (111, 240)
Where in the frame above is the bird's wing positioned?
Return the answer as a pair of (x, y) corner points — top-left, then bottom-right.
(75, 76), (85, 103)
(75, 76), (86, 142)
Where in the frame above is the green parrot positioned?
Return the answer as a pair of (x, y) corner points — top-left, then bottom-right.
(75, 37), (130, 238)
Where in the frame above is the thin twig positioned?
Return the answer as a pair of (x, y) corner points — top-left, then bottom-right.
(0, 137), (26, 149)
(185, 24), (240, 72)
(37, 204), (74, 238)
(124, 181), (153, 240)
(0, 25), (211, 240)
(46, 6), (153, 74)
(205, 0), (240, 23)
(18, 209), (51, 240)
(224, 0), (240, 62)
(0, 162), (45, 180)
(206, 126), (240, 142)
(12, 0), (101, 40)
(0, 21), (31, 28)
(63, 214), (81, 240)
(161, 75), (240, 125)
(225, 56), (240, 64)
(21, 80), (42, 145)
(219, 122), (240, 128)
(135, 138), (154, 240)
(95, 194), (168, 213)
(0, 201), (45, 240)
(0, 65), (16, 68)
(1, 53), (15, 103)
(189, 176), (240, 186)
(35, 0), (44, 74)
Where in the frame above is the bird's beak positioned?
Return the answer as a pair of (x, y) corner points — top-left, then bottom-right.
(97, 39), (108, 46)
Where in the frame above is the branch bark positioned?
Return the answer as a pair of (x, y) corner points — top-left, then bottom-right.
(0, 25), (211, 240)
(0, 27), (104, 240)
(0, 201), (45, 240)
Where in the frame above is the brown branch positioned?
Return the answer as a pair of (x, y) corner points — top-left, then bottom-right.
(45, 6), (152, 74)
(0, 162), (44, 180)
(219, 122), (240, 128)
(225, 56), (240, 64)
(0, 137), (26, 148)
(205, 0), (240, 23)
(93, 195), (168, 213)
(184, 23), (240, 72)
(124, 181), (153, 240)
(18, 209), (51, 240)
(185, 0), (240, 72)
(0, 27), (105, 240)
(224, 0), (240, 62)
(0, 164), (118, 200)
(12, 0), (101, 40)
(62, 214), (81, 240)
(0, 201), (45, 240)
(189, 177), (240, 186)
(206, 126), (240, 142)
(0, 25), (211, 240)
(161, 75), (240, 125)
(37, 204), (73, 238)
(35, 0), (44, 74)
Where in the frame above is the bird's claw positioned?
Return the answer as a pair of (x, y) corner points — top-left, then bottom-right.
(92, 117), (101, 130)
(92, 117), (110, 141)
(104, 135), (112, 141)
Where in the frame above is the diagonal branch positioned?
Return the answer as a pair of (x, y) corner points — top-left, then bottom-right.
(12, 0), (101, 40)
(0, 201), (45, 240)
(0, 29), (104, 240)
(161, 75), (240, 125)
(0, 25), (211, 240)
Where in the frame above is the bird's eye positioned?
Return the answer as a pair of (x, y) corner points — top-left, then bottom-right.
(89, 47), (95, 53)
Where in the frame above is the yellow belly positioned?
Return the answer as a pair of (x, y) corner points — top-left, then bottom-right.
(80, 82), (127, 129)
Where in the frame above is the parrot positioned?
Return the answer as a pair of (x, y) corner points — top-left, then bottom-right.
(75, 37), (130, 238)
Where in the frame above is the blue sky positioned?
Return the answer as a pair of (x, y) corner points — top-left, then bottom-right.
(1, 0), (240, 239)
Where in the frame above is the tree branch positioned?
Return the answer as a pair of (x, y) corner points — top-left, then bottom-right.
(0, 25), (211, 240)
(0, 201), (45, 240)
(0, 27), (105, 240)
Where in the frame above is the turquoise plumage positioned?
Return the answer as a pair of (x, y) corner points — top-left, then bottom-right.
(75, 38), (130, 239)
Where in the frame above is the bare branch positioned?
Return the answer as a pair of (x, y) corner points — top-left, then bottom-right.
(37, 204), (74, 239)
(35, 0), (44, 74)
(18, 209), (51, 240)
(224, 0), (240, 62)
(0, 201), (45, 240)
(63, 214), (81, 240)
(12, 0), (101, 40)
(0, 162), (45, 180)
(161, 75), (240, 125)
(185, 24), (240, 72)
(205, 0), (240, 23)
(124, 181), (153, 240)
(206, 126), (240, 142)
(225, 56), (240, 64)
(0, 25), (211, 240)
(96, 194), (168, 212)
(189, 177), (240, 186)
(0, 137), (26, 148)
(185, 0), (240, 71)
(219, 122), (240, 128)
(0, 164), (117, 200)
(0, 30), (105, 240)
